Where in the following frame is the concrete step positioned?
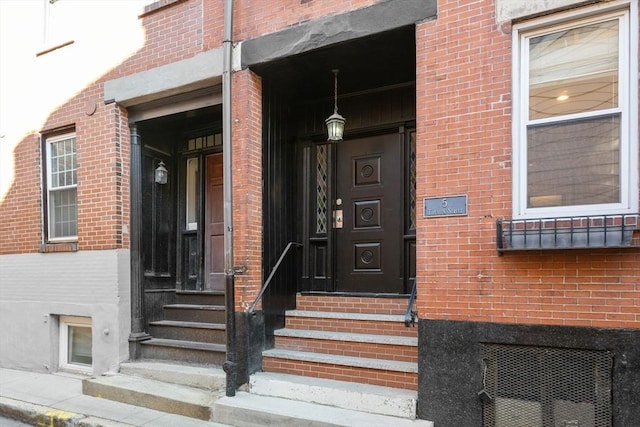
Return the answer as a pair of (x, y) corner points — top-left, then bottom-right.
(176, 290), (225, 306)
(213, 391), (434, 427)
(140, 338), (226, 365)
(163, 304), (225, 323)
(119, 361), (226, 390)
(274, 328), (418, 363)
(82, 373), (223, 421)
(262, 348), (418, 390)
(250, 371), (418, 418)
(149, 320), (226, 343)
(285, 309), (418, 337)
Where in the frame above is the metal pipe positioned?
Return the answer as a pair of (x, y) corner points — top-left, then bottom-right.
(221, 0), (237, 397)
(247, 242), (302, 315)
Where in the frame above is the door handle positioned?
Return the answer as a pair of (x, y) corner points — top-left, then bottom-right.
(333, 210), (344, 229)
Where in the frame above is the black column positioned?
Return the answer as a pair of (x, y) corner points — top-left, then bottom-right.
(129, 123), (150, 358)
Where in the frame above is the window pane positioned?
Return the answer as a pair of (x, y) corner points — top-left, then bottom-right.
(50, 188), (78, 238)
(529, 19), (619, 120)
(68, 325), (92, 365)
(527, 115), (620, 208)
(186, 158), (198, 230)
(49, 135), (77, 188)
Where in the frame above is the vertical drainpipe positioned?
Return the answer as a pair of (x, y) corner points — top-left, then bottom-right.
(222, 0), (237, 397)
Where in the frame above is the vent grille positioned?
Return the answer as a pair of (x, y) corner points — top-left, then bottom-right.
(481, 344), (612, 427)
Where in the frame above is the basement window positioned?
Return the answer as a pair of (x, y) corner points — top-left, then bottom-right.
(59, 316), (92, 373)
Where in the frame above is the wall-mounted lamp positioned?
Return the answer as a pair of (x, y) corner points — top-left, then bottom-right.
(155, 161), (168, 184)
(325, 69), (346, 142)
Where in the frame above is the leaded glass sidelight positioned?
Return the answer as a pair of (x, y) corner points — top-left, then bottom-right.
(316, 144), (329, 234)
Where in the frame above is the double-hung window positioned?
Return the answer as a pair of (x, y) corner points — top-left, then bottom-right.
(45, 132), (78, 241)
(512, 2), (638, 219)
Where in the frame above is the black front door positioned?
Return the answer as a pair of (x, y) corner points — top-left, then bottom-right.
(335, 133), (404, 293)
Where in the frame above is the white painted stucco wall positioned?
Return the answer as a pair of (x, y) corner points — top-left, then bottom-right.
(0, 250), (130, 375)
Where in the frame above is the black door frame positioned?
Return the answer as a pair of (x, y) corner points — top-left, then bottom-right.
(300, 125), (415, 295)
(175, 131), (223, 292)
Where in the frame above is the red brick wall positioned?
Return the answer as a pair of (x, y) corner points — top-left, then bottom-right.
(415, 0), (639, 329)
(0, 132), (42, 254)
(233, 0), (379, 40)
(0, 87), (131, 253)
(105, 0), (217, 81)
(0, 0), (217, 255)
(231, 69), (263, 310)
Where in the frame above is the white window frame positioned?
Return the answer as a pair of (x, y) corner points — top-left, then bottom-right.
(45, 132), (78, 241)
(59, 315), (92, 374)
(511, 0), (638, 219)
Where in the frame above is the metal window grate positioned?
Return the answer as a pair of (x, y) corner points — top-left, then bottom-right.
(497, 214), (639, 253)
(481, 344), (612, 427)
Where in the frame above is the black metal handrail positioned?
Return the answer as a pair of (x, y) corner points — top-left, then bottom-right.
(404, 279), (417, 327)
(247, 241), (302, 315)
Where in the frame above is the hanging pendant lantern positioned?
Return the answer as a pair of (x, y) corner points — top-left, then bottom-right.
(325, 69), (346, 142)
(155, 161), (168, 184)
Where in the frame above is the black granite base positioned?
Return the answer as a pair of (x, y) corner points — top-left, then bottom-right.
(417, 319), (640, 426)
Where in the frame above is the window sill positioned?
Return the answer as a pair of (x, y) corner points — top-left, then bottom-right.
(40, 242), (78, 253)
(497, 214), (639, 254)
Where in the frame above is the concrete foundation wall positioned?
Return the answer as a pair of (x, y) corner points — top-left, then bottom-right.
(0, 250), (130, 375)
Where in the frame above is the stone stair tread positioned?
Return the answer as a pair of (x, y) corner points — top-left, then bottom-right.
(142, 338), (226, 352)
(83, 373), (222, 420)
(250, 372), (417, 418)
(149, 320), (226, 330)
(165, 304), (225, 310)
(119, 361), (226, 389)
(263, 348), (418, 373)
(213, 391), (434, 427)
(252, 371), (416, 397)
(177, 290), (224, 295)
(287, 309), (405, 322)
(274, 327), (417, 346)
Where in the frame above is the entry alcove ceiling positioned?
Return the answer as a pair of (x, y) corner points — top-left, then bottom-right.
(252, 26), (416, 103)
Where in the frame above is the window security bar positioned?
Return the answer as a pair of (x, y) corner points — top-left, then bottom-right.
(497, 214), (639, 254)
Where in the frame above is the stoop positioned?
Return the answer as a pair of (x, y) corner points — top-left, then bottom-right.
(82, 362), (225, 421)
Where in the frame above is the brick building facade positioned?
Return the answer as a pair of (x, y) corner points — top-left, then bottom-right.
(1, 0), (638, 425)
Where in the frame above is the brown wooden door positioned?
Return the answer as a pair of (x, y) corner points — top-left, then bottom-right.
(205, 153), (224, 291)
(335, 133), (404, 293)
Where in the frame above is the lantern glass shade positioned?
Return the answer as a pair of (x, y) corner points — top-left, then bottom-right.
(155, 161), (168, 184)
(325, 112), (346, 141)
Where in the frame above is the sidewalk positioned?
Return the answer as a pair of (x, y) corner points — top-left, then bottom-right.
(0, 368), (230, 427)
